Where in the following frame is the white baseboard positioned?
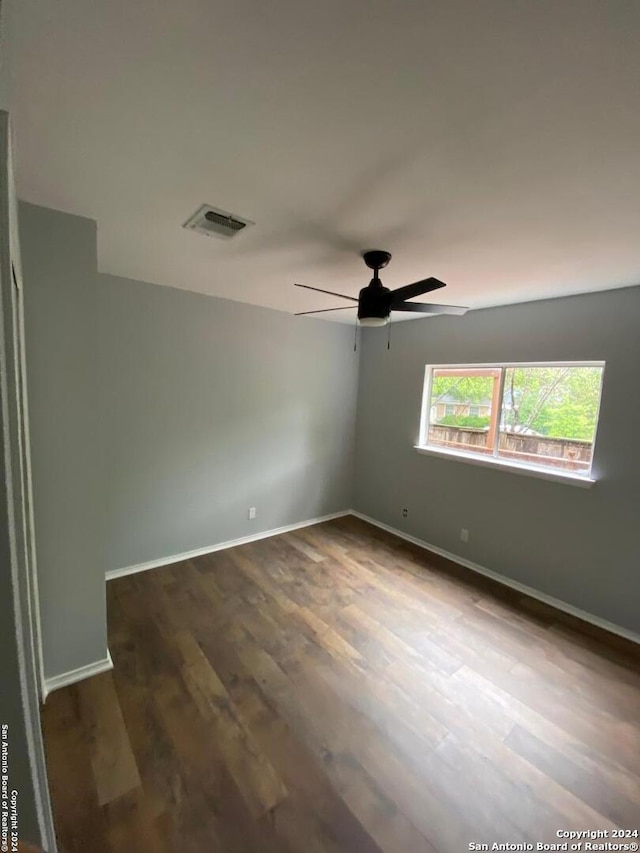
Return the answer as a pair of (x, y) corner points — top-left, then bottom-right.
(350, 510), (640, 647)
(43, 650), (114, 700)
(106, 510), (351, 582)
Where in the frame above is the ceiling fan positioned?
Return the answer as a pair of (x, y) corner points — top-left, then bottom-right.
(294, 250), (468, 326)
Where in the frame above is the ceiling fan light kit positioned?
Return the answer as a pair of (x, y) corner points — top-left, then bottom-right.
(294, 250), (468, 328)
(358, 316), (389, 328)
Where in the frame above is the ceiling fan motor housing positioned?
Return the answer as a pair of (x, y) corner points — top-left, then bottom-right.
(358, 281), (390, 322)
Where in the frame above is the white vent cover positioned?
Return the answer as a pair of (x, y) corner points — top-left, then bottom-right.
(183, 204), (255, 240)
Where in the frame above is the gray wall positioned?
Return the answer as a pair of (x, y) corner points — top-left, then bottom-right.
(20, 202), (358, 678)
(21, 202), (106, 680)
(354, 287), (640, 635)
(97, 273), (358, 572)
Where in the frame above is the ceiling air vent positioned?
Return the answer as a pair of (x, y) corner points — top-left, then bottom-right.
(183, 204), (255, 240)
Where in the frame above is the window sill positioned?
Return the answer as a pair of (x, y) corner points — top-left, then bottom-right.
(414, 445), (596, 488)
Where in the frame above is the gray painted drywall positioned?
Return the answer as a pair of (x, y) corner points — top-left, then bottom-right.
(19, 202), (358, 678)
(97, 272), (358, 572)
(354, 286), (640, 635)
(20, 202), (107, 680)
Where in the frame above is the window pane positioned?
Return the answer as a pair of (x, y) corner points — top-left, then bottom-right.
(428, 367), (500, 455)
(498, 366), (603, 473)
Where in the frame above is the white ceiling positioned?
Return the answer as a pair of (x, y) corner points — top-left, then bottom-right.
(7, 0), (640, 321)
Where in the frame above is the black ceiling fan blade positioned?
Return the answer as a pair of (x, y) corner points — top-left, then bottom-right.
(294, 306), (357, 315)
(392, 301), (468, 315)
(294, 283), (358, 302)
(389, 277), (446, 304)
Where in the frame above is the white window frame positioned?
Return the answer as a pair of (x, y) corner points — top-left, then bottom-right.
(416, 361), (605, 488)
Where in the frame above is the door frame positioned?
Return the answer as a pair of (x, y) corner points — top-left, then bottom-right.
(0, 108), (57, 852)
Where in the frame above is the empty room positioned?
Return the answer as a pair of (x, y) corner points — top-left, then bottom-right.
(1, 1), (639, 851)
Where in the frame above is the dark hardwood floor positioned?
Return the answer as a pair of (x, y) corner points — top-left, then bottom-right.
(41, 517), (640, 852)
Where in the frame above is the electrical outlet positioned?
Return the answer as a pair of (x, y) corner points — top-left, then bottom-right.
(248, 507), (256, 520)
(460, 528), (469, 543)
(402, 508), (408, 518)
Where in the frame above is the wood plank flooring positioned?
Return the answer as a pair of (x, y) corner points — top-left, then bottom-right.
(41, 517), (640, 852)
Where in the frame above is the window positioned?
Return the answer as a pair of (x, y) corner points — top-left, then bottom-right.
(418, 363), (605, 483)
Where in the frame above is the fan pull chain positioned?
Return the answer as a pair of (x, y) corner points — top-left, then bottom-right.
(387, 316), (392, 350)
(353, 315), (358, 352)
